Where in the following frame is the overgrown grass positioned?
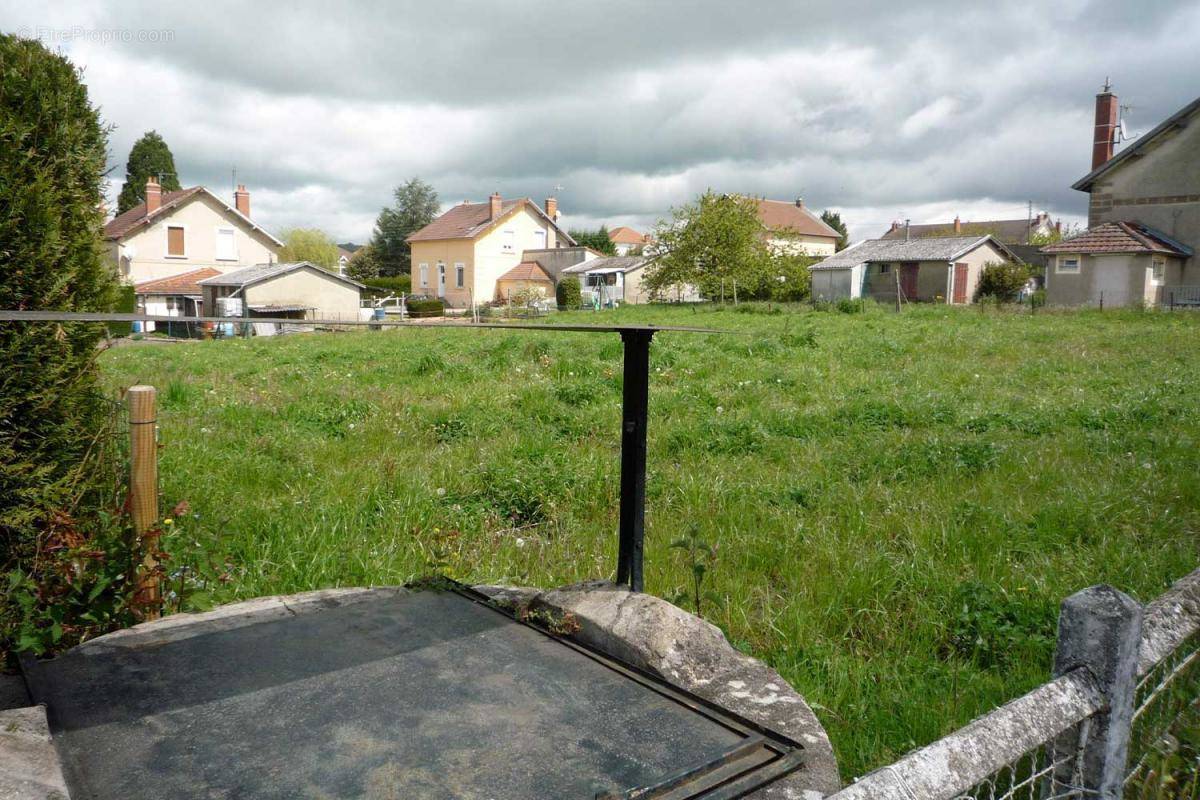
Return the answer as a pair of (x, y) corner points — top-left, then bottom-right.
(100, 303), (1200, 780)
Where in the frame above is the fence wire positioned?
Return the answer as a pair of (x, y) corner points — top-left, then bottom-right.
(952, 721), (1093, 800)
(1124, 630), (1200, 797)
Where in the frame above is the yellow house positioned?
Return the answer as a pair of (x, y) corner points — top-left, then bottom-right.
(406, 194), (575, 307)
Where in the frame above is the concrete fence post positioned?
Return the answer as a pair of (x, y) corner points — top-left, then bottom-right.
(1050, 584), (1143, 799)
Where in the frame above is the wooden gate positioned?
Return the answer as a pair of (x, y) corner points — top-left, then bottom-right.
(900, 263), (919, 300)
(953, 262), (969, 304)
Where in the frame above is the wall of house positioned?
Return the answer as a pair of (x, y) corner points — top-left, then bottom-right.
(244, 267), (361, 321)
(864, 261), (950, 302)
(1088, 112), (1200, 278)
(496, 278), (554, 302)
(117, 194), (279, 285)
(768, 235), (837, 257)
(621, 266), (700, 303)
(954, 241), (1013, 302)
(1044, 253), (1160, 307)
(811, 267), (864, 300)
(410, 239), (477, 307)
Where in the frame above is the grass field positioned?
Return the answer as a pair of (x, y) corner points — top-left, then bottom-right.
(100, 303), (1200, 780)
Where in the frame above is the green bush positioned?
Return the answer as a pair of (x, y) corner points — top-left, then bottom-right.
(0, 35), (127, 659)
(108, 285), (136, 336)
(407, 298), (445, 317)
(975, 261), (1030, 303)
(364, 274), (411, 295)
(556, 276), (582, 309)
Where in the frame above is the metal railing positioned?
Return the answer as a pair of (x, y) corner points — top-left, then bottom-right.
(1164, 287), (1200, 308)
(829, 568), (1200, 800)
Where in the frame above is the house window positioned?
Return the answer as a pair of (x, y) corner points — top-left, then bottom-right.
(878, 263), (891, 274)
(419, 263), (429, 288)
(455, 263), (465, 288)
(166, 225), (186, 257)
(503, 229), (515, 251)
(533, 230), (546, 250)
(1151, 258), (1165, 284)
(1056, 255), (1081, 274)
(165, 297), (178, 312)
(215, 228), (237, 261)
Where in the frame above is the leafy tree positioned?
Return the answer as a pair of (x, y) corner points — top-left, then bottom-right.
(1, 35), (124, 655)
(644, 191), (773, 301)
(278, 228), (340, 269)
(370, 177), (439, 276)
(769, 252), (814, 302)
(116, 130), (181, 214)
(820, 209), (849, 251)
(347, 242), (382, 283)
(556, 276), (582, 309)
(975, 261), (1031, 303)
(567, 225), (617, 255)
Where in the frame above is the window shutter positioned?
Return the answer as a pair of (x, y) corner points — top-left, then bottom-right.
(167, 226), (185, 256)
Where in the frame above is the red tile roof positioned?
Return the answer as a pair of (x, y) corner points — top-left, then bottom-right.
(608, 226), (646, 244)
(134, 267), (221, 296)
(753, 199), (840, 239)
(103, 187), (205, 240)
(1040, 221), (1191, 256)
(497, 261), (552, 282)
(407, 197), (574, 244)
(880, 218), (1040, 244)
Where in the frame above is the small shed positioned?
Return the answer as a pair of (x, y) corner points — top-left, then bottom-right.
(198, 262), (363, 323)
(133, 267), (220, 335)
(495, 260), (554, 302)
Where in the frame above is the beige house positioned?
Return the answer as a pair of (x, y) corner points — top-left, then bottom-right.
(753, 198), (841, 256)
(1041, 84), (1199, 306)
(105, 179), (281, 285)
(561, 256), (702, 305)
(406, 194), (575, 307)
(810, 235), (1017, 303)
(198, 262), (363, 324)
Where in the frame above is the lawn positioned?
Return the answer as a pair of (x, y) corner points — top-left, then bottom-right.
(100, 303), (1200, 780)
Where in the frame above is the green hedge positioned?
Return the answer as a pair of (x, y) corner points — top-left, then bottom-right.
(556, 276), (582, 309)
(407, 298), (445, 317)
(108, 285), (136, 336)
(364, 274), (411, 295)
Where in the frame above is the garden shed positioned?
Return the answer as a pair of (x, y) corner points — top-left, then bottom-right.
(198, 261), (363, 323)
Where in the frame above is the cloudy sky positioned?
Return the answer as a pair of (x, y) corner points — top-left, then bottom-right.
(5, 1), (1199, 243)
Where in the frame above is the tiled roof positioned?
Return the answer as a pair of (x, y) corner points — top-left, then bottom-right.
(407, 198), (575, 244)
(134, 267), (221, 296)
(880, 218), (1039, 244)
(497, 261), (552, 282)
(812, 235), (1013, 270)
(104, 188), (204, 239)
(1040, 221), (1192, 256)
(197, 261), (365, 289)
(754, 199), (841, 239)
(608, 226), (646, 244)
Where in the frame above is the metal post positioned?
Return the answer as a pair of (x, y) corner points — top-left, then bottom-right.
(1050, 584), (1142, 799)
(128, 385), (161, 620)
(616, 330), (654, 592)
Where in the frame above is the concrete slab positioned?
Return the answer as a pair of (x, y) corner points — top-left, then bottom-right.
(0, 705), (70, 800)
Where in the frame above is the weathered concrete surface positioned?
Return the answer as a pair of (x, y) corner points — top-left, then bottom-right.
(1138, 565), (1200, 675)
(0, 706), (70, 800)
(475, 581), (841, 798)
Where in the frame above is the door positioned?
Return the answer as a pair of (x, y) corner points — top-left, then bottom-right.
(437, 263), (446, 298)
(1092, 255), (1129, 307)
(900, 263), (919, 300)
(953, 262), (969, 304)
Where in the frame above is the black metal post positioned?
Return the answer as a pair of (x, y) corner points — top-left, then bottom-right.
(616, 330), (654, 592)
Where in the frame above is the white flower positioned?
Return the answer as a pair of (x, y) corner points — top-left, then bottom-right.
(436, 487), (446, 497)
(515, 537), (525, 548)
(716, 406), (724, 414)
(348, 423), (356, 429)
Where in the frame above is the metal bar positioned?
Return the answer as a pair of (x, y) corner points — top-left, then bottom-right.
(594, 736), (768, 799)
(617, 329), (654, 592)
(0, 310), (726, 335)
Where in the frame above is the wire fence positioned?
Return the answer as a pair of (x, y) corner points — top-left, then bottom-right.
(830, 569), (1200, 800)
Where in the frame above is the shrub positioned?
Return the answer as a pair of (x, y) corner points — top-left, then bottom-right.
(407, 298), (444, 317)
(836, 297), (865, 314)
(975, 261), (1030, 303)
(364, 274), (411, 295)
(109, 285), (136, 336)
(556, 276), (582, 309)
(1, 35), (124, 659)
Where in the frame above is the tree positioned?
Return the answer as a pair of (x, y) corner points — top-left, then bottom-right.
(346, 242), (382, 283)
(278, 228), (341, 269)
(1, 34), (121, 652)
(370, 177), (439, 276)
(975, 261), (1031, 303)
(821, 210), (849, 251)
(643, 191), (773, 301)
(556, 276), (582, 309)
(116, 130), (181, 214)
(567, 225), (617, 255)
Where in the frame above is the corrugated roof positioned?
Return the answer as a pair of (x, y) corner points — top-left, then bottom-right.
(197, 262), (365, 289)
(561, 256), (650, 275)
(134, 267), (221, 296)
(496, 261), (553, 282)
(811, 236), (1013, 270)
(1040, 221), (1192, 256)
(754, 199), (841, 240)
(407, 198), (576, 245)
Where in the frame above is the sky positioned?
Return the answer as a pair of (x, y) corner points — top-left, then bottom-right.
(4, 1), (1199, 244)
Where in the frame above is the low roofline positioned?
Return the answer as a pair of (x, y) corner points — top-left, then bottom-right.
(406, 198), (577, 246)
(1072, 95), (1200, 192)
(106, 186), (283, 246)
(197, 261), (365, 290)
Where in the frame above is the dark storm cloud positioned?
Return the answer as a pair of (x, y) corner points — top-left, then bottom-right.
(4, 0), (1198, 240)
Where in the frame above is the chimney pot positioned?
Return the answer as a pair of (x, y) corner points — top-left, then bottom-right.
(234, 184), (250, 218)
(953, 215), (961, 233)
(1055, 220), (1062, 235)
(795, 197), (804, 208)
(890, 221), (900, 232)
(544, 196), (558, 220)
(1092, 83), (1119, 170)
(489, 192), (502, 221)
(145, 177), (162, 214)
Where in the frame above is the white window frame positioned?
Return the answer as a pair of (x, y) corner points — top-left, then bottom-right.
(1056, 255), (1081, 274)
(215, 227), (238, 261)
(532, 229), (546, 249)
(1151, 257), (1165, 284)
(455, 262), (465, 289)
(502, 229), (515, 252)
(419, 263), (429, 288)
(164, 223), (188, 258)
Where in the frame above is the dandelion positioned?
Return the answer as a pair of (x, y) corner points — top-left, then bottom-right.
(716, 406), (724, 414)
(163, 518), (174, 526)
(515, 537), (525, 548)
(436, 487), (446, 497)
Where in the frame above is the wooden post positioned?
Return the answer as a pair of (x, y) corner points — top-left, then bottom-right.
(894, 266), (903, 312)
(128, 385), (161, 619)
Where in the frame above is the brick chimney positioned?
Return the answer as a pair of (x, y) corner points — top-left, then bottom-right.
(889, 221), (900, 233)
(953, 215), (961, 233)
(234, 184), (250, 217)
(145, 177), (161, 214)
(1092, 80), (1119, 170)
(1055, 220), (1062, 236)
(544, 196), (558, 220)
(795, 197), (804, 209)
(489, 192), (502, 221)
